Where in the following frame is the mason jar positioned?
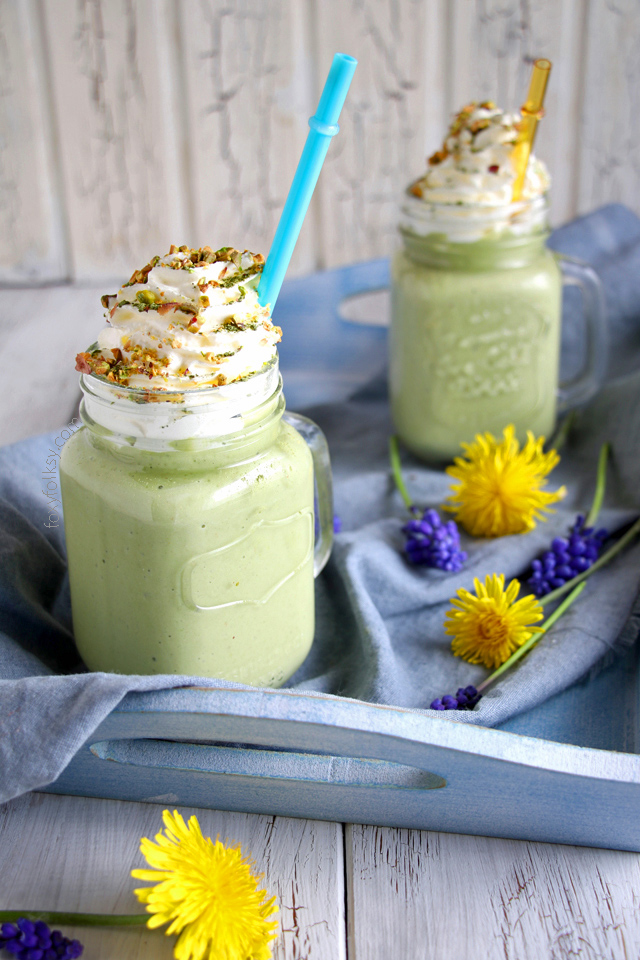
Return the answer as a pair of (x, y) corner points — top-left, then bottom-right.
(59, 358), (333, 686)
(390, 193), (607, 462)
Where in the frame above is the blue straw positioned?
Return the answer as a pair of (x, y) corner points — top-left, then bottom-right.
(258, 53), (357, 311)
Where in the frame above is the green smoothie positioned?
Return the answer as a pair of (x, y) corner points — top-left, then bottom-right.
(390, 99), (561, 461)
(390, 229), (562, 461)
(61, 244), (331, 685)
(60, 388), (316, 685)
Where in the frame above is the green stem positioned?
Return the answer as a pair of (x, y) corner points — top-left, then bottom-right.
(539, 514), (640, 608)
(477, 583), (585, 693)
(585, 442), (609, 527)
(389, 435), (414, 511)
(0, 911), (148, 927)
(547, 410), (576, 452)
(474, 454), (629, 696)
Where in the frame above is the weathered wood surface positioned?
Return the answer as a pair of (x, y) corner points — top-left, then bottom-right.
(347, 824), (640, 960)
(40, 0), (316, 282)
(2, 0), (639, 284)
(447, 0), (588, 228)
(0, 0), (68, 283)
(178, 0), (317, 276)
(0, 284), (101, 446)
(315, 0), (447, 268)
(579, 0), (640, 218)
(2, 792), (640, 958)
(0, 792), (346, 960)
(42, 0), (188, 282)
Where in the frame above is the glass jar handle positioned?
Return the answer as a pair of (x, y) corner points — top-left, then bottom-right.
(283, 411), (334, 576)
(555, 253), (608, 411)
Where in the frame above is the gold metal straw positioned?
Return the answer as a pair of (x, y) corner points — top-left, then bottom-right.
(511, 58), (552, 202)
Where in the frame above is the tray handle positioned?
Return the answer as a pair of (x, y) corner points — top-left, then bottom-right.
(89, 737), (447, 791)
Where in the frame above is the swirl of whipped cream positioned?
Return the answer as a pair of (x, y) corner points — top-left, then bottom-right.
(410, 101), (550, 206)
(76, 245), (281, 391)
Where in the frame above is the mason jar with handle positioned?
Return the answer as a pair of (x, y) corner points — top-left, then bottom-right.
(390, 193), (608, 462)
(59, 357), (333, 687)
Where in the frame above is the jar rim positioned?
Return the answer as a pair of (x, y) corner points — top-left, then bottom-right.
(79, 355), (283, 446)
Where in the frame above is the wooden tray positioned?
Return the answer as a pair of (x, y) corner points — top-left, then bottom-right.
(43, 642), (640, 851)
(45, 261), (640, 852)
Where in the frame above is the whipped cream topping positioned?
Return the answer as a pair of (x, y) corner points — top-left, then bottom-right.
(410, 101), (550, 206)
(76, 245), (281, 391)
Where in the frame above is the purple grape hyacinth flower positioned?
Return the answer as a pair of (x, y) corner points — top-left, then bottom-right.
(430, 685), (482, 711)
(528, 514), (608, 598)
(403, 508), (467, 572)
(0, 919), (83, 960)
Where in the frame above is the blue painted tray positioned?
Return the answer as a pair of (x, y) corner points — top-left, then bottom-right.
(44, 261), (640, 852)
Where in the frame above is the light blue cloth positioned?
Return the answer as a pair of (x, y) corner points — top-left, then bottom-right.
(2, 204), (640, 803)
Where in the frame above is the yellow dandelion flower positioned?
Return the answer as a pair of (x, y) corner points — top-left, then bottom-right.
(444, 424), (566, 537)
(444, 573), (544, 668)
(132, 809), (278, 960)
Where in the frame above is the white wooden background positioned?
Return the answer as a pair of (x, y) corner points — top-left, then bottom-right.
(1, 0), (640, 286)
(3, 6), (640, 954)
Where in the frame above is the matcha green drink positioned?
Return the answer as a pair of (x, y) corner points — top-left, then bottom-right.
(390, 101), (560, 462)
(61, 245), (332, 684)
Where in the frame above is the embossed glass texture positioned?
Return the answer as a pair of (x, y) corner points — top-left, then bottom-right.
(59, 364), (333, 687)
(390, 196), (606, 462)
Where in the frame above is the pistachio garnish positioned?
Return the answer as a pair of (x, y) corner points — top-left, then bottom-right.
(89, 243), (278, 389)
(136, 289), (161, 305)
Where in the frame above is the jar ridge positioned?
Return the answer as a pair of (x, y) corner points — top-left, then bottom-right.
(79, 356), (281, 451)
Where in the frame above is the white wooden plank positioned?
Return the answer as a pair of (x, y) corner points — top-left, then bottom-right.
(3, 0), (640, 288)
(0, 284), (104, 446)
(421, 0), (449, 167)
(448, 0), (588, 227)
(178, 0), (317, 277)
(347, 824), (640, 960)
(578, 0), (640, 218)
(0, 0), (68, 283)
(42, 0), (188, 282)
(0, 792), (345, 960)
(314, 0), (448, 268)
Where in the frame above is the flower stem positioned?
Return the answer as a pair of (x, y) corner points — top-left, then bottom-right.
(389, 435), (414, 511)
(539, 514), (640, 608)
(477, 582), (585, 693)
(0, 911), (148, 927)
(547, 411), (576, 453)
(585, 442), (609, 527)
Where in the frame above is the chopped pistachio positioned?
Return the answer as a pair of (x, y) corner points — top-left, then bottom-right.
(137, 289), (161, 305)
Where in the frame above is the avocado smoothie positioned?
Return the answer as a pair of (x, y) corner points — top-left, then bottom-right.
(61, 245), (332, 684)
(390, 102), (560, 462)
